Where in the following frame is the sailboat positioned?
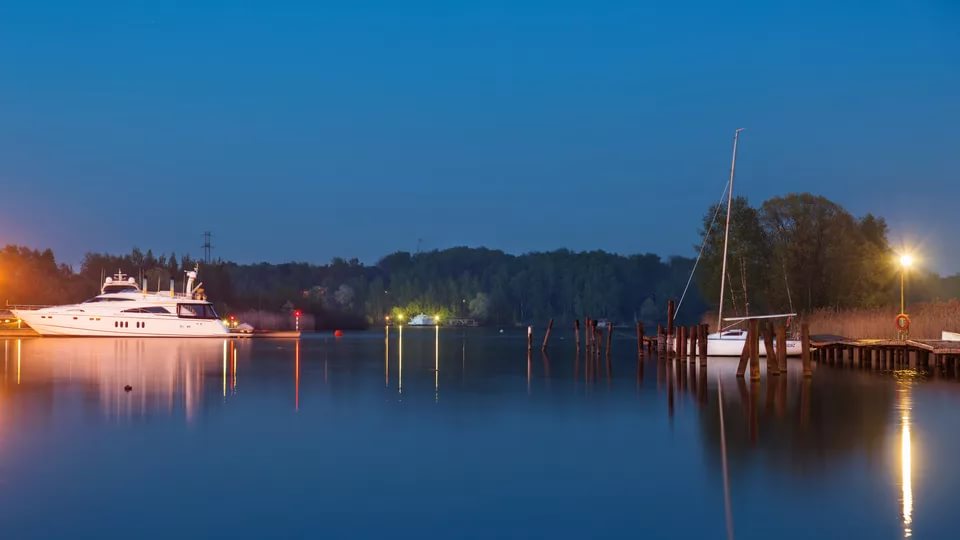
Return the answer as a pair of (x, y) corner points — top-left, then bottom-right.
(705, 129), (802, 357)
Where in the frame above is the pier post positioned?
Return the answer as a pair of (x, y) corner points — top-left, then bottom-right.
(677, 326), (686, 364)
(636, 322), (644, 357)
(763, 322), (778, 376)
(666, 299), (675, 342)
(749, 319), (761, 381)
(736, 323), (751, 378)
(541, 319), (554, 351)
(776, 322), (787, 374)
(574, 320), (581, 352)
(657, 324), (665, 355)
(698, 323), (709, 366)
(801, 323), (812, 377)
(689, 325), (698, 361)
(527, 326), (533, 352)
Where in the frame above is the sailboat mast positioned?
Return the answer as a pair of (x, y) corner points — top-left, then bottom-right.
(717, 128), (743, 331)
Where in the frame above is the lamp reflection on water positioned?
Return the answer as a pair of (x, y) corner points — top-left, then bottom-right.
(434, 324), (439, 402)
(898, 381), (913, 538)
(295, 340), (300, 412)
(398, 324), (403, 394)
(222, 340), (228, 398)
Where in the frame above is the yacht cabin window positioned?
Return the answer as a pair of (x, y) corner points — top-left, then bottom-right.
(83, 297), (135, 303)
(122, 307), (172, 314)
(177, 303), (219, 319)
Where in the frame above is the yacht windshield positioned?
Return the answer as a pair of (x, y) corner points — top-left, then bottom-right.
(102, 285), (139, 294)
(83, 297), (135, 303)
(177, 303), (219, 319)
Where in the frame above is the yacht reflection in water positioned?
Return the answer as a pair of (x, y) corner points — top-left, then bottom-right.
(1, 337), (247, 420)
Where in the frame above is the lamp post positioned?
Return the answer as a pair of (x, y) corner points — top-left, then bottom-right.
(899, 254), (913, 314)
(897, 254), (914, 340)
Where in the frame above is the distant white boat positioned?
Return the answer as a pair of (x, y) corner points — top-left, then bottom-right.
(407, 314), (438, 326)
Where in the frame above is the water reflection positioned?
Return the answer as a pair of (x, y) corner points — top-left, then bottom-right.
(2, 338), (240, 420)
(398, 325), (403, 394)
(898, 379), (914, 538)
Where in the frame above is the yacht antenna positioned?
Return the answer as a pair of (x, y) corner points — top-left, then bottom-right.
(717, 128), (743, 331)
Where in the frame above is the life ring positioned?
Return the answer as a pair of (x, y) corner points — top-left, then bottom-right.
(895, 313), (910, 331)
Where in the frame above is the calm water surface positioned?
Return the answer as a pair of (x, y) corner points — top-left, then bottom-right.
(0, 329), (957, 539)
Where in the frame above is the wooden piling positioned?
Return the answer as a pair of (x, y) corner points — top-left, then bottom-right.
(657, 324), (665, 355)
(689, 325), (698, 361)
(676, 326), (687, 363)
(736, 323), (751, 377)
(775, 323), (788, 374)
(527, 326), (533, 351)
(749, 319), (761, 381)
(666, 299), (675, 340)
(636, 322), (644, 357)
(801, 323), (812, 377)
(574, 320), (581, 351)
(541, 319), (554, 351)
(698, 323), (708, 365)
(762, 322), (778, 376)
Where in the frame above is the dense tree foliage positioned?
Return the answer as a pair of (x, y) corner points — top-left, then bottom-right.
(696, 192), (915, 315)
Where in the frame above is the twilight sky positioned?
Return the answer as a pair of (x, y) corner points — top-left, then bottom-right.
(1, 0), (958, 272)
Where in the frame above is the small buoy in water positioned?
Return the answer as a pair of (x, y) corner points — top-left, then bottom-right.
(334, 329), (344, 337)
(124, 385), (133, 392)
(499, 329), (504, 334)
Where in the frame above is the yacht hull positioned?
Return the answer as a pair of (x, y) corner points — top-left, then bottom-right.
(13, 310), (229, 337)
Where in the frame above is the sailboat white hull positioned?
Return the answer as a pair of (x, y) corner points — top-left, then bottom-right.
(706, 332), (802, 357)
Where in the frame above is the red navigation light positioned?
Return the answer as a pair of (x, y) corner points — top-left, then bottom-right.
(294, 310), (302, 317)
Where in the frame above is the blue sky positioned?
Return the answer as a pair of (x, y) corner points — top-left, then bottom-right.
(1, 0), (958, 272)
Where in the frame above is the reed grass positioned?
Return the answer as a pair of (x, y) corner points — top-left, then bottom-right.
(702, 300), (960, 340)
(806, 301), (960, 339)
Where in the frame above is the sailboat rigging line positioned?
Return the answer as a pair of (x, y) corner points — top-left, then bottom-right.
(675, 180), (730, 316)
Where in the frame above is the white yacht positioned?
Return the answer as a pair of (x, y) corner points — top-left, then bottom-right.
(12, 269), (230, 337)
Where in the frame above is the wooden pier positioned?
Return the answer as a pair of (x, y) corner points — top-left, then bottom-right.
(811, 336), (960, 371)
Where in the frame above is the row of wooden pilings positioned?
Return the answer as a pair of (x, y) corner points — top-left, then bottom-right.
(814, 342), (960, 374)
(528, 298), (814, 380)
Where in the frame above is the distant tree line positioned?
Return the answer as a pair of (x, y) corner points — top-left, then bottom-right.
(2, 192), (957, 330)
(0, 245), (704, 329)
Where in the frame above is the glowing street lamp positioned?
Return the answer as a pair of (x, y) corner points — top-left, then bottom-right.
(896, 253), (915, 340)
(898, 254), (914, 314)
